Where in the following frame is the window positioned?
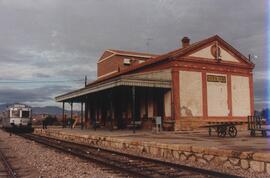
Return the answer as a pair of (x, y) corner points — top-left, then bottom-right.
(22, 111), (30, 118)
(12, 110), (20, 117)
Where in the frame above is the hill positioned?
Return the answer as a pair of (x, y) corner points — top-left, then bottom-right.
(32, 106), (64, 115)
(0, 104), (68, 115)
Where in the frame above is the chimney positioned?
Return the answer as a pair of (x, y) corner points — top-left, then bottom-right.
(181, 37), (190, 48)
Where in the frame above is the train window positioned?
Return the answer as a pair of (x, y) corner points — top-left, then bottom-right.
(22, 111), (30, 118)
(12, 110), (20, 117)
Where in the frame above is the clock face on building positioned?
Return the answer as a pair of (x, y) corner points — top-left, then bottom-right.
(210, 44), (221, 60)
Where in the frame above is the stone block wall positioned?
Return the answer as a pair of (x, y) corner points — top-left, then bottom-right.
(34, 129), (270, 175)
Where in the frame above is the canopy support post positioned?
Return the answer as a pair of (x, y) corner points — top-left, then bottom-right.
(132, 86), (136, 134)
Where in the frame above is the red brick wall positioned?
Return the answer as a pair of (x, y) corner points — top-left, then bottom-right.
(97, 55), (148, 78)
(99, 51), (113, 60)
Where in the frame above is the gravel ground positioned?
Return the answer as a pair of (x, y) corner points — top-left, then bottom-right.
(0, 130), (120, 178)
(111, 145), (270, 178)
(1, 128), (269, 178)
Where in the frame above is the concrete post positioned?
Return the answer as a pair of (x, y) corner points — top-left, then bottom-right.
(85, 96), (89, 129)
(81, 102), (83, 130)
(110, 91), (113, 131)
(132, 86), (136, 134)
(70, 102), (73, 129)
(62, 102), (65, 128)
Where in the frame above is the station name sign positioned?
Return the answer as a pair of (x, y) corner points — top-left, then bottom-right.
(207, 75), (226, 83)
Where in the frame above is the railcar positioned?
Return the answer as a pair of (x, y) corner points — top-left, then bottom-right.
(1, 104), (32, 131)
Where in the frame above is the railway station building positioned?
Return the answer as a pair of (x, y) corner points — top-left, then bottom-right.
(55, 35), (255, 131)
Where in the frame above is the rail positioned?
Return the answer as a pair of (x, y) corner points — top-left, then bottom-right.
(0, 148), (17, 178)
(19, 133), (242, 178)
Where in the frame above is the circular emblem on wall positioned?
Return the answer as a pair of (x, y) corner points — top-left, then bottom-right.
(210, 45), (221, 59)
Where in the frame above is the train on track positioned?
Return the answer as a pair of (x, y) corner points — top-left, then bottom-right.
(1, 103), (33, 132)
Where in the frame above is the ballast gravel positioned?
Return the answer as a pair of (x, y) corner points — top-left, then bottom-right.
(1, 129), (269, 178)
(0, 130), (120, 178)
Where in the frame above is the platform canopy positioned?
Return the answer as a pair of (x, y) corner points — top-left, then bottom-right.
(55, 70), (172, 102)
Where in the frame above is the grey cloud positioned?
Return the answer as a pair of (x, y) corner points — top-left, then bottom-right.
(0, 0), (266, 108)
(0, 85), (71, 104)
(33, 73), (51, 78)
(253, 78), (267, 110)
(56, 68), (96, 80)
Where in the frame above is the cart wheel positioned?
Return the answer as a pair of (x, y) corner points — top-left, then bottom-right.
(217, 126), (226, 137)
(228, 126), (237, 137)
(250, 130), (255, 137)
(262, 130), (267, 137)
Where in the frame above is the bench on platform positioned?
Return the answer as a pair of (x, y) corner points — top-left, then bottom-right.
(93, 121), (101, 130)
(127, 121), (142, 129)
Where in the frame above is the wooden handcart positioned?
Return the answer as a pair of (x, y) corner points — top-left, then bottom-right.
(203, 122), (243, 137)
(248, 116), (270, 137)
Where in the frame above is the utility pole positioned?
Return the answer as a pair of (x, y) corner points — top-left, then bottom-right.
(85, 76), (87, 87)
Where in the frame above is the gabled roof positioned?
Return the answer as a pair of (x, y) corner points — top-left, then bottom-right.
(89, 35), (254, 86)
(98, 49), (157, 62)
(56, 35), (255, 102)
(107, 49), (158, 58)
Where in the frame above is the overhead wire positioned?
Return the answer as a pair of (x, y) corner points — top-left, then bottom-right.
(0, 79), (84, 84)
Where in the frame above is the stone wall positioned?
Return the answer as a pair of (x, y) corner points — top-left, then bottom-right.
(34, 129), (270, 175)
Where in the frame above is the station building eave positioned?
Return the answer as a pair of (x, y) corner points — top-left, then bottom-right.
(55, 71), (172, 102)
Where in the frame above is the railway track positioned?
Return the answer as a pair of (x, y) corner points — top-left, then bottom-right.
(0, 148), (17, 178)
(19, 133), (242, 178)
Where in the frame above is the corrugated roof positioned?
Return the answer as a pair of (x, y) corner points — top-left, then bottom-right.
(55, 71), (171, 102)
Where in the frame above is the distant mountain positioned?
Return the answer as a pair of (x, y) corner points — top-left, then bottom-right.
(0, 104), (70, 115)
(0, 104), (8, 112)
(32, 106), (64, 115)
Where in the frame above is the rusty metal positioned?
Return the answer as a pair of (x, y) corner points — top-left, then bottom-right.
(203, 122), (243, 137)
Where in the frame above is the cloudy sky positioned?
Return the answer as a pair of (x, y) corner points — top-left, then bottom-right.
(0, 0), (267, 109)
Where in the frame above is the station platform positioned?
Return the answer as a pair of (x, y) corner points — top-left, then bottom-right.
(35, 126), (270, 152)
(33, 126), (270, 175)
